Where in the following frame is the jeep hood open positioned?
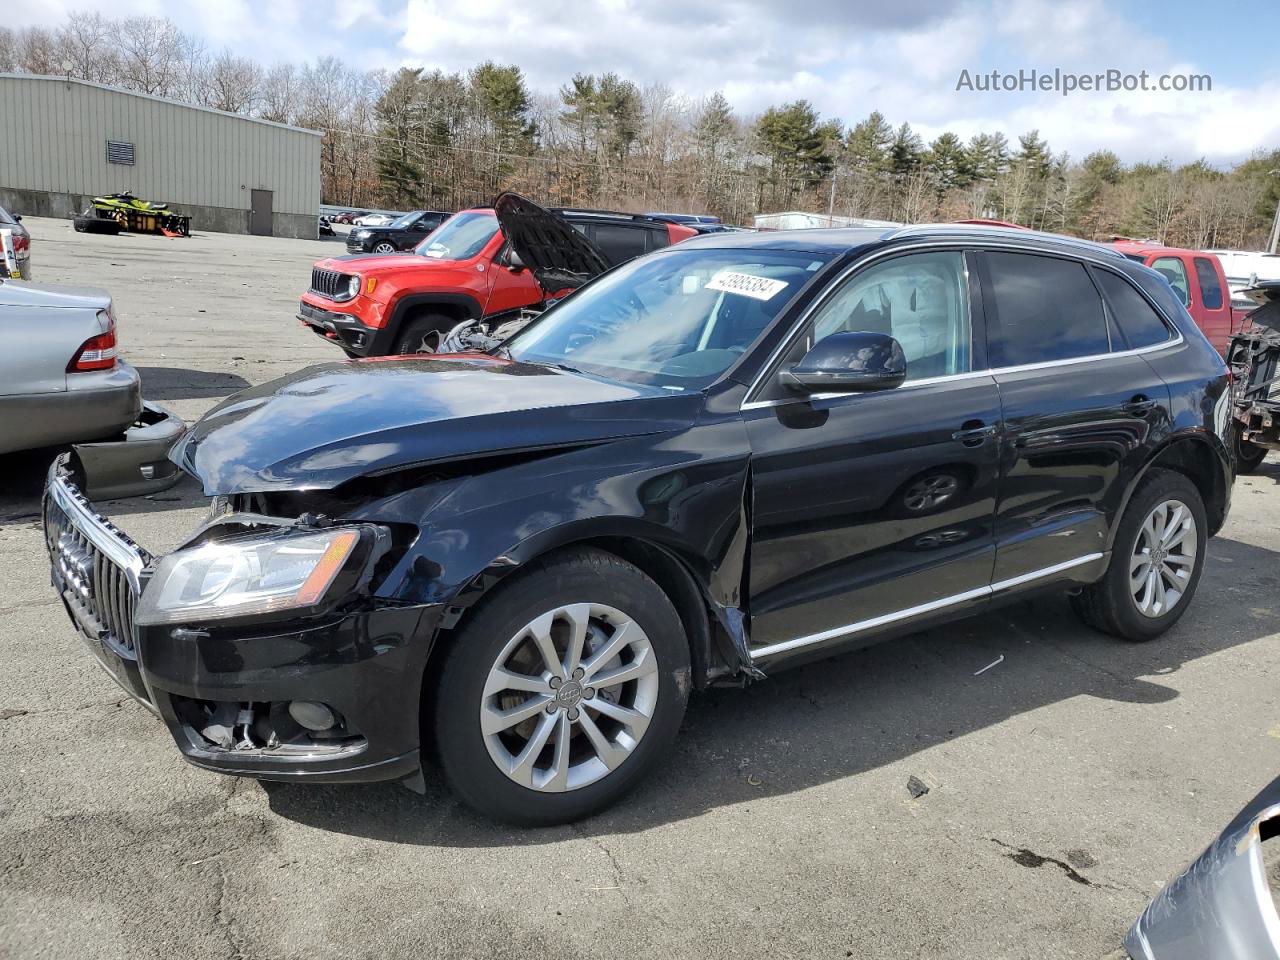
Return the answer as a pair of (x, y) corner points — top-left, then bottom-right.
(494, 192), (611, 293)
(170, 355), (699, 495)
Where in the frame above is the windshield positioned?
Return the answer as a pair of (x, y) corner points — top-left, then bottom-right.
(504, 248), (831, 389)
(416, 212), (498, 260)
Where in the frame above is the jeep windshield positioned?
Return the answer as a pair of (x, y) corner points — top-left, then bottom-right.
(416, 212), (497, 260)
(503, 248), (832, 390)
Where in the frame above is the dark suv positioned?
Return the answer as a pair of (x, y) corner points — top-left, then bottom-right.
(45, 225), (1231, 825)
(345, 210), (450, 254)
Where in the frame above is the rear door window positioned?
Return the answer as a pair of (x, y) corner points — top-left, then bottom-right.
(1093, 269), (1172, 349)
(1151, 256), (1191, 307)
(590, 224), (651, 265)
(1193, 257), (1224, 309)
(983, 252), (1109, 367)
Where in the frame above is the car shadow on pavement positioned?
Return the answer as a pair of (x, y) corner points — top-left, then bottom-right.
(135, 366), (249, 401)
(262, 533), (1280, 845)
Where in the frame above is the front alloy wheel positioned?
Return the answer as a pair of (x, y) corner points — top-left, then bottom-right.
(481, 603), (658, 792)
(1129, 499), (1197, 618)
(433, 548), (689, 824)
(372, 241), (396, 253)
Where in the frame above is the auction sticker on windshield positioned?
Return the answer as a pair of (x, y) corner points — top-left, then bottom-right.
(705, 270), (789, 301)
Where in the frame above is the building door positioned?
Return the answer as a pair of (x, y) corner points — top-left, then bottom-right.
(250, 189), (273, 236)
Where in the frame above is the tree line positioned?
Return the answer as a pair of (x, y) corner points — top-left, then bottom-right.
(2, 12), (1278, 248)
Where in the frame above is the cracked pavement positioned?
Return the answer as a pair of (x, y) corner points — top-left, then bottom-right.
(3, 219), (1280, 958)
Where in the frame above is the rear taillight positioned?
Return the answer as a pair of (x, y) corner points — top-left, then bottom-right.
(68, 327), (117, 372)
(12, 234), (28, 253)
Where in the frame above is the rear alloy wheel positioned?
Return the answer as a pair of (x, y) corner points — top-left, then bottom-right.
(1071, 468), (1207, 641)
(372, 241), (396, 254)
(1129, 499), (1198, 618)
(433, 548), (689, 824)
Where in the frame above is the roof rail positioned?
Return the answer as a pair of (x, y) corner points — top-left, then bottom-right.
(548, 207), (661, 223)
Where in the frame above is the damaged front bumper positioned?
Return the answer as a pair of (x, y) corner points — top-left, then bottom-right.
(43, 462), (441, 786)
(71, 400), (187, 500)
(1126, 776), (1280, 959)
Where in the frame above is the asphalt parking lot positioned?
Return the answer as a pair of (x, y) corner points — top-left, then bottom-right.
(2, 217), (1279, 960)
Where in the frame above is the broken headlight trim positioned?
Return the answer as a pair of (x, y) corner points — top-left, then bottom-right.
(134, 528), (362, 625)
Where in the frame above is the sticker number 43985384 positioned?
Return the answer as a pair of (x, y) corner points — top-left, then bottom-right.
(705, 270), (789, 301)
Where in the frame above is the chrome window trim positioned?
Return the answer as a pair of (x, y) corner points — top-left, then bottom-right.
(748, 552), (1104, 661)
(740, 238), (1183, 412)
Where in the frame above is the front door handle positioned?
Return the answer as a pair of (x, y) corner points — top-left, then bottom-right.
(1124, 395), (1158, 415)
(952, 422), (998, 446)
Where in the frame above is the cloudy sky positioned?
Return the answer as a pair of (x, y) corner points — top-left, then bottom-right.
(12, 0), (1279, 165)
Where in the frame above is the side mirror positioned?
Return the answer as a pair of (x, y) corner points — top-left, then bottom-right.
(782, 331), (907, 394)
(12, 215), (20, 222)
(506, 249), (526, 273)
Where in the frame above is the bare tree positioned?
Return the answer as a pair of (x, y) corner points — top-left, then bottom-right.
(200, 49), (262, 114)
(260, 63), (300, 124)
(117, 16), (185, 96)
(57, 13), (118, 84)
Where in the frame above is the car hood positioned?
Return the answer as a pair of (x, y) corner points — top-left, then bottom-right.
(0, 281), (110, 310)
(318, 253), (422, 273)
(171, 355), (699, 495)
(495, 192), (610, 292)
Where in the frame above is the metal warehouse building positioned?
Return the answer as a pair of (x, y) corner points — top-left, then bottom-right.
(0, 74), (322, 238)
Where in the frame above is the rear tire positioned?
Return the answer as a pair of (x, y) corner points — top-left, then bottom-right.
(432, 548), (690, 825)
(393, 312), (453, 355)
(1071, 468), (1207, 642)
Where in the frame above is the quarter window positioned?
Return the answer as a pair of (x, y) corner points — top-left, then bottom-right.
(984, 252), (1109, 367)
(1094, 269), (1172, 349)
(808, 251), (971, 381)
(1193, 257), (1224, 309)
(1151, 256), (1191, 307)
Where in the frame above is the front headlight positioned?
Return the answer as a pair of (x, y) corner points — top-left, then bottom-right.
(353, 229), (371, 238)
(134, 528), (363, 626)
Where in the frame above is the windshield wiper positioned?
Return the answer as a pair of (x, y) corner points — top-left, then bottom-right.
(538, 361), (584, 375)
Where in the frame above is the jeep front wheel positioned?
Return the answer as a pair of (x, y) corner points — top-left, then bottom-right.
(393, 312), (453, 355)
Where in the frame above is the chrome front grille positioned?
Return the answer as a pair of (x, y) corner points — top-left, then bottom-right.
(309, 267), (350, 300)
(44, 471), (150, 656)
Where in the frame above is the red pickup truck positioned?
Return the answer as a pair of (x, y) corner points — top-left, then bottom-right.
(299, 199), (697, 357)
(1110, 241), (1238, 353)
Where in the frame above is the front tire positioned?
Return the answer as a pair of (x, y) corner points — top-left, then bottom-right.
(372, 241), (396, 254)
(393, 312), (453, 355)
(1071, 468), (1207, 641)
(433, 548), (690, 825)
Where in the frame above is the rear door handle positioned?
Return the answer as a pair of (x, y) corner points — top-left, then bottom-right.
(952, 423), (998, 446)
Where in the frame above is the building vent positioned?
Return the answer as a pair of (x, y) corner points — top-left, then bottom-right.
(106, 140), (135, 165)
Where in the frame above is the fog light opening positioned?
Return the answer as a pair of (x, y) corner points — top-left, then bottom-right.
(288, 700), (337, 732)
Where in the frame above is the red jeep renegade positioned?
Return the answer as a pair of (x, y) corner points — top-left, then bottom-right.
(299, 202), (697, 357)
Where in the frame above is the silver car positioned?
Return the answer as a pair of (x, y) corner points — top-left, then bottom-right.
(0, 278), (185, 497)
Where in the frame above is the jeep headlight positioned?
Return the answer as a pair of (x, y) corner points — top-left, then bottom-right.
(134, 528), (365, 625)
